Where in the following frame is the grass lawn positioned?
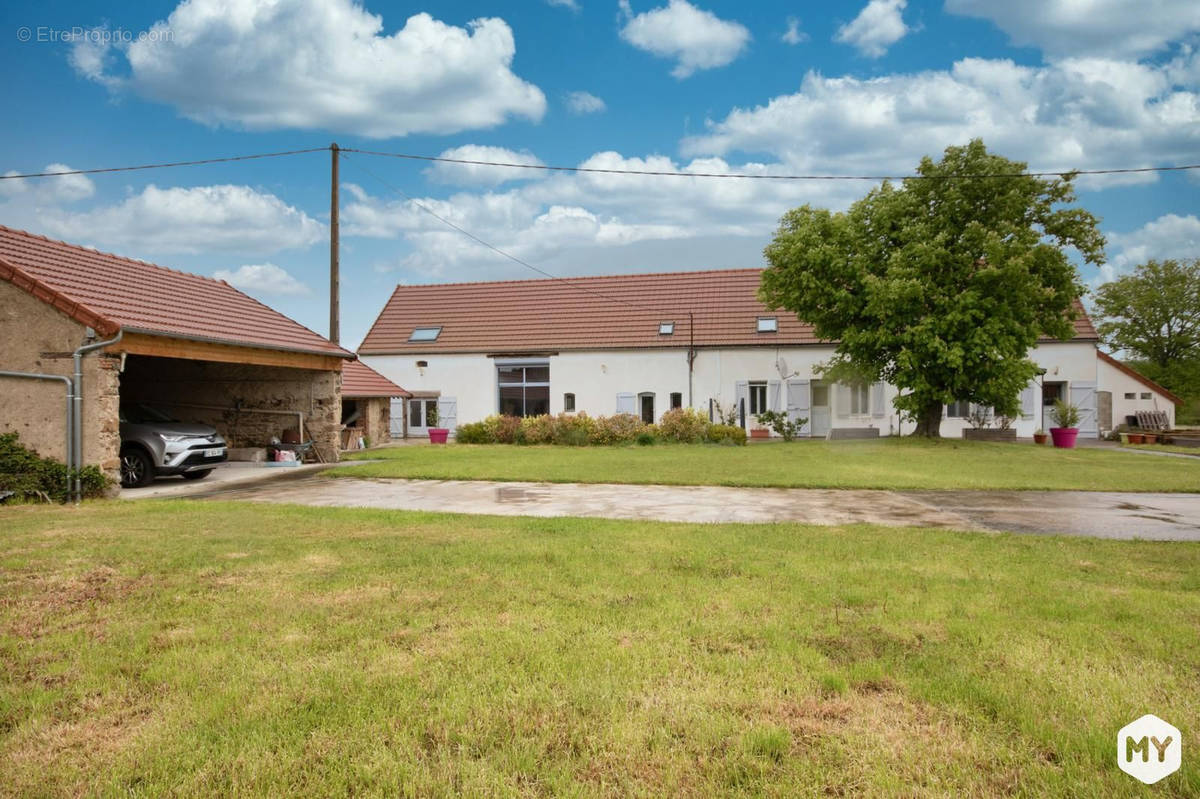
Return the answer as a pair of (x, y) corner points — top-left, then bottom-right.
(2, 502), (1198, 796)
(1124, 443), (1200, 457)
(342, 438), (1200, 492)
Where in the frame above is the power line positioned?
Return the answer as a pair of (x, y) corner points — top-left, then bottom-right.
(0, 147), (327, 180)
(341, 154), (655, 311)
(343, 146), (1200, 182)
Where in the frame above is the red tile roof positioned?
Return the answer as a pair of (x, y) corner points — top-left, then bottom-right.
(358, 268), (1098, 355)
(1097, 350), (1182, 405)
(0, 225), (352, 359)
(342, 359), (410, 398)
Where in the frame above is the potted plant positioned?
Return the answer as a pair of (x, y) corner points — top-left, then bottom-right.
(1049, 399), (1080, 449)
(1128, 431), (1144, 444)
(1143, 432), (1158, 444)
(1033, 428), (1048, 445)
(427, 405), (449, 444)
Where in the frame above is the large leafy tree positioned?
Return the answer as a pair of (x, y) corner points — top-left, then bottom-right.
(1092, 259), (1200, 369)
(761, 140), (1105, 436)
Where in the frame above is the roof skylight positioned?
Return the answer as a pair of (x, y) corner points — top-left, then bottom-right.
(659, 322), (675, 335)
(409, 326), (442, 342)
(757, 317), (778, 333)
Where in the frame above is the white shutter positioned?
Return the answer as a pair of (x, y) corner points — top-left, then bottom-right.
(768, 380), (781, 413)
(437, 397), (457, 434)
(735, 381), (749, 427)
(835, 383), (850, 417)
(1069, 381), (1098, 438)
(1019, 385), (1036, 419)
(389, 398), (405, 439)
(616, 393), (636, 414)
(787, 380), (811, 436)
(871, 382), (886, 418)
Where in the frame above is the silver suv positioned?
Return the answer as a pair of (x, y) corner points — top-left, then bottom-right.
(119, 404), (228, 488)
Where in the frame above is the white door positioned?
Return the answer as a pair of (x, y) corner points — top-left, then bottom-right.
(787, 380), (812, 436)
(389, 398), (405, 439)
(810, 381), (832, 437)
(437, 396), (457, 435)
(408, 398), (437, 437)
(1070, 381), (1098, 438)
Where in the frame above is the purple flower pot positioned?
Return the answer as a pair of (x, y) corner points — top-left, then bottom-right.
(1049, 427), (1078, 449)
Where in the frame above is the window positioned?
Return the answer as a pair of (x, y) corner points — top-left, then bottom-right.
(639, 392), (655, 424)
(757, 317), (778, 333)
(409, 327), (442, 342)
(850, 384), (870, 416)
(1124, 392), (1136, 400)
(1141, 392), (1151, 400)
(497, 363), (550, 417)
(749, 381), (767, 415)
(563, 392), (576, 412)
(946, 399), (971, 418)
(659, 321), (675, 335)
(670, 392), (682, 409)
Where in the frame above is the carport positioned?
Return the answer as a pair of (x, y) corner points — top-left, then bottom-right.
(0, 225), (353, 487)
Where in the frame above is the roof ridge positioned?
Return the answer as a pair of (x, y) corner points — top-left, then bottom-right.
(387, 266), (766, 291)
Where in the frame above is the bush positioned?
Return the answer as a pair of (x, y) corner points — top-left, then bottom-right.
(1051, 400), (1081, 429)
(590, 413), (650, 445)
(455, 420), (493, 444)
(0, 432), (109, 503)
(656, 408), (709, 443)
(552, 413), (595, 446)
(636, 431), (656, 446)
(707, 424), (747, 446)
(485, 414), (523, 444)
(755, 410), (808, 442)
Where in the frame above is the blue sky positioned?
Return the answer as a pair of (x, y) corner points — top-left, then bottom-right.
(2, 0), (1198, 348)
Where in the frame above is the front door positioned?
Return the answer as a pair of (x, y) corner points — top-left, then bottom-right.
(810, 381), (832, 437)
(1042, 381), (1066, 430)
(408, 398), (438, 437)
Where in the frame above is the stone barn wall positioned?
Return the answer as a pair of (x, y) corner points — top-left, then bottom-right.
(0, 280), (121, 477)
(120, 356), (342, 461)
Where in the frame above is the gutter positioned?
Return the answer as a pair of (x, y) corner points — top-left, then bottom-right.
(73, 328), (123, 503)
(0, 370), (73, 501)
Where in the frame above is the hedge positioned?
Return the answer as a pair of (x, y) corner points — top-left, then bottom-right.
(0, 432), (110, 503)
(455, 409), (746, 446)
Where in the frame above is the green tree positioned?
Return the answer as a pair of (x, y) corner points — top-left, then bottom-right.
(761, 140), (1105, 437)
(1092, 259), (1200, 369)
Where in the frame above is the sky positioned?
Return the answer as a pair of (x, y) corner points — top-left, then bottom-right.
(1, 0), (1198, 349)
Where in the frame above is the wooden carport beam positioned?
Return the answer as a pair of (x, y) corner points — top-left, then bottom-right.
(117, 331), (346, 372)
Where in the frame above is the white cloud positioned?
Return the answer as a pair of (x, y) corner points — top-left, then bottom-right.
(423, 145), (546, 187)
(213, 263), (311, 295)
(0, 164), (95, 204)
(683, 57), (1200, 191)
(619, 0), (751, 79)
(546, 0), (581, 10)
(565, 90), (607, 115)
(71, 0), (546, 138)
(1099, 214), (1200, 284)
(835, 0), (910, 58)
(945, 0), (1200, 59)
(40, 184), (325, 256)
(782, 17), (808, 46)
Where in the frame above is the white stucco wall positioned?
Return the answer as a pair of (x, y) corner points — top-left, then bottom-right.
(362, 340), (1104, 439)
(1098, 356), (1176, 429)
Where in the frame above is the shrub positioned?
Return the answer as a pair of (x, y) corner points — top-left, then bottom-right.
(635, 431), (656, 446)
(707, 424), (747, 446)
(518, 414), (558, 445)
(656, 408), (709, 443)
(590, 413), (649, 445)
(1051, 400), (1081, 429)
(552, 413), (595, 446)
(0, 432), (109, 503)
(455, 421), (493, 444)
(484, 414), (523, 444)
(755, 410), (808, 442)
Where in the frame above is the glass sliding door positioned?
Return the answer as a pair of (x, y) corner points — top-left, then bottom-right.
(497, 363), (550, 417)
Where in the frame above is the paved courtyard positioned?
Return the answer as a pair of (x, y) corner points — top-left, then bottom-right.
(167, 474), (1200, 541)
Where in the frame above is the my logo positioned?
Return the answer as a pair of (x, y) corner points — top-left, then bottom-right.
(1118, 714), (1181, 784)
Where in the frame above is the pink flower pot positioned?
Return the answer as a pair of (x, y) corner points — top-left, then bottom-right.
(1049, 427), (1078, 449)
(428, 428), (449, 444)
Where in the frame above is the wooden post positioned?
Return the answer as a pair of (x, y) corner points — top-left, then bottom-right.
(329, 142), (340, 345)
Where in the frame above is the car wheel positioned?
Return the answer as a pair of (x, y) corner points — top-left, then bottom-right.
(120, 447), (154, 488)
(181, 470), (213, 481)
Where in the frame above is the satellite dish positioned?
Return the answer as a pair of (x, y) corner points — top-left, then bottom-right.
(776, 356), (789, 378)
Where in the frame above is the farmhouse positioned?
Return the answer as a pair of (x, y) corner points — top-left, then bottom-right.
(0, 225), (354, 481)
(359, 268), (1179, 439)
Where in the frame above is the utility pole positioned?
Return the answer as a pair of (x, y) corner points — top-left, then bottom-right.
(329, 142), (340, 345)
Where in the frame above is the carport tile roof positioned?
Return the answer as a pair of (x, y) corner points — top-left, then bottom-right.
(342, 360), (410, 398)
(358, 268), (1098, 355)
(0, 225), (352, 358)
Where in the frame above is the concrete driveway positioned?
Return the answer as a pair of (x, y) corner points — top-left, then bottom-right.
(184, 476), (1200, 541)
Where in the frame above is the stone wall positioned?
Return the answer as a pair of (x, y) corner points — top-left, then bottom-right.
(361, 397), (390, 447)
(120, 355), (342, 461)
(0, 280), (122, 477)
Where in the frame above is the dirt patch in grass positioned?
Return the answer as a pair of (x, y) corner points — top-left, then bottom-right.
(2, 566), (153, 639)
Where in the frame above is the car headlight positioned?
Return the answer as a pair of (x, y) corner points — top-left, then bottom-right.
(158, 434), (189, 442)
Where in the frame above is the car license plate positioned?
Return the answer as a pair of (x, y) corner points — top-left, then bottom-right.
(204, 448), (224, 458)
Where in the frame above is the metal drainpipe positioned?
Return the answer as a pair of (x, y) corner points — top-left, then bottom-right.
(73, 329), (123, 503)
(0, 371), (74, 501)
